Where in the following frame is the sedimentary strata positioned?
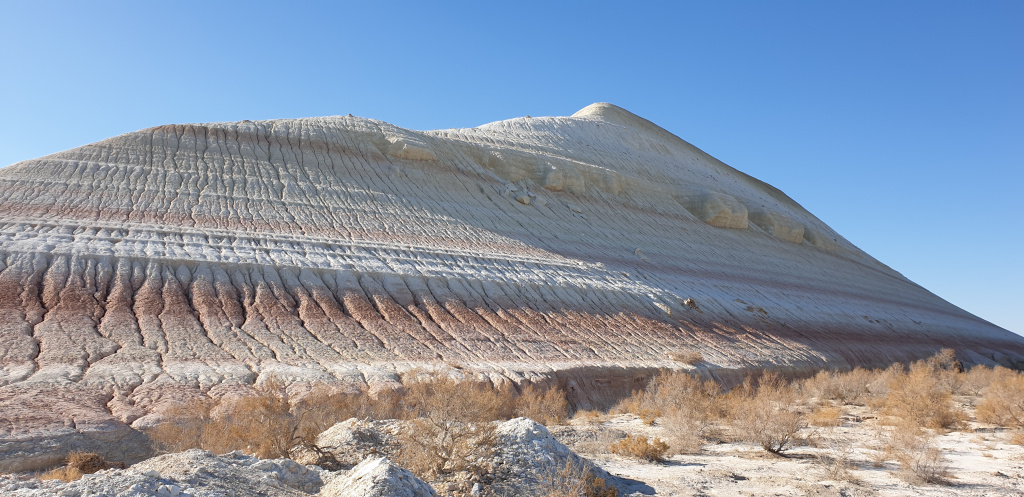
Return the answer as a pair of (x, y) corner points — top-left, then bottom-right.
(1, 103), (1021, 470)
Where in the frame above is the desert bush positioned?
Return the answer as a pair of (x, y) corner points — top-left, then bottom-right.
(816, 435), (855, 481)
(976, 367), (1024, 427)
(958, 364), (999, 397)
(879, 361), (966, 431)
(39, 452), (119, 482)
(149, 380), (303, 459)
(866, 363), (906, 398)
(800, 368), (873, 405)
(39, 466), (83, 482)
(656, 372), (724, 453)
(515, 383), (570, 426)
(808, 405), (843, 427)
(534, 459), (618, 497)
(727, 372), (805, 455)
(614, 370), (723, 432)
(572, 409), (607, 425)
(880, 420), (951, 484)
(608, 434), (669, 462)
(393, 375), (503, 478)
(147, 397), (218, 453)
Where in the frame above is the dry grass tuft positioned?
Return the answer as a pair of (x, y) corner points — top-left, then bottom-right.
(536, 459), (618, 497)
(808, 405), (844, 427)
(39, 451), (119, 482)
(609, 434), (669, 462)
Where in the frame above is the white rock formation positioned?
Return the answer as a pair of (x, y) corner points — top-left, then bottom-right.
(319, 456), (437, 497)
(0, 449), (324, 496)
(0, 102), (1021, 470)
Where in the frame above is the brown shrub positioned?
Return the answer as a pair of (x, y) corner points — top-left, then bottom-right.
(614, 370), (723, 434)
(39, 452), (117, 482)
(976, 367), (1024, 427)
(800, 368), (873, 405)
(816, 435), (855, 481)
(879, 362), (966, 431)
(655, 372), (724, 453)
(609, 434), (669, 462)
(808, 405), (843, 427)
(959, 365), (999, 397)
(537, 459), (619, 497)
(880, 420), (951, 485)
(39, 466), (83, 482)
(393, 374), (504, 478)
(726, 372), (805, 454)
(66, 452), (112, 473)
(572, 410), (607, 425)
(515, 384), (570, 426)
(148, 380), (301, 459)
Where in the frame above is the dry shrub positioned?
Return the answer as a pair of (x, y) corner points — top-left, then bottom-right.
(572, 409), (607, 425)
(976, 367), (1024, 428)
(816, 435), (855, 481)
(808, 405), (843, 427)
(609, 434), (669, 462)
(866, 363), (906, 398)
(800, 368), (873, 405)
(149, 380), (305, 458)
(614, 370), (723, 433)
(393, 375), (503, 478)
(655, 372), (723, 453)
(147, 397), (218, 453)
(611, 389), (658, 425)
(536, 459), (618, 497)
(39, 452), (118, 482)
(880, 420), (951, 484)
(727, 372), (805, 454)
(515, 384), (569, 426)
(879, 361), (966, 431)
(959, 365), (999, 397)
(39, 466), (83, 482)
(1010, 431), (1024, 446)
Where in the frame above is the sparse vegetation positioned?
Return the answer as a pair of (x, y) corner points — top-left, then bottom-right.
(39, 452), (120, 482)
(976, 367), (1024, 427)
(726, 372), (805, 455)
(137, 349), (1024, 493)
(516, 383), (570, 426)
(609, 434), (669, 462)
(536, 459), (618, 497)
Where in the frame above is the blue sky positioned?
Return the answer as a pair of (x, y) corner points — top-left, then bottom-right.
(1, 1), (1021, 334)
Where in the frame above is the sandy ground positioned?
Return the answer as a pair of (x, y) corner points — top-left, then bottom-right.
(551, 410), (1024, 496)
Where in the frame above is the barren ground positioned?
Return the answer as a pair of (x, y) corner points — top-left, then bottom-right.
(553, 408), (1024, 496)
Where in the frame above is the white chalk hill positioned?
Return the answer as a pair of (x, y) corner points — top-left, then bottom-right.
(0, 103), (1020, 470)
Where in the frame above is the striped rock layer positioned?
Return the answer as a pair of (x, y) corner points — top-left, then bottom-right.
(0, 103), (1021, 469)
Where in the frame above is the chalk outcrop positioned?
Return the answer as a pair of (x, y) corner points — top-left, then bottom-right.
(1, 103), (1022, 470)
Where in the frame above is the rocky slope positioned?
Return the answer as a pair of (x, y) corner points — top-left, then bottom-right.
(1, 103), (1021, 470)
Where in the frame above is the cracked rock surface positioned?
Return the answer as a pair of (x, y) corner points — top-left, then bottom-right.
(1, 102), (1022, 470)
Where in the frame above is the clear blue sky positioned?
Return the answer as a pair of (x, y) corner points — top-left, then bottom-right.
(1, 1), (1021, 334)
